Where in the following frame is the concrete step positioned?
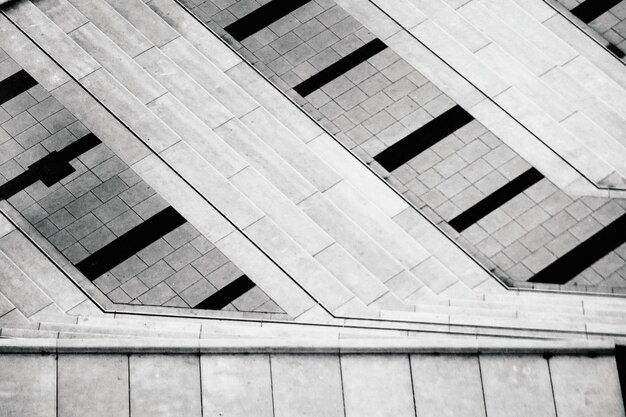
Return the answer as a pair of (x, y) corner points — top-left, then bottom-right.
(26, 0), (459, 304)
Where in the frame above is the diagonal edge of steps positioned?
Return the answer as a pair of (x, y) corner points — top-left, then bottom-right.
(6, 0), (626, 334)
(143, 0), (498, 294)
(9, 0), (470, 310)
(65, 0), (443, 306)
(0, 2), (372, 316)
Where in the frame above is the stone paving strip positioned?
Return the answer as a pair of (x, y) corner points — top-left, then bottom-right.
(555, 0), (626, 57)
(10, 0), (477, 310)
(5, 0), (626, 335)
(175, 0), (626, 293)
(0, 52), (284, 315)
(0, 346), (623, 417)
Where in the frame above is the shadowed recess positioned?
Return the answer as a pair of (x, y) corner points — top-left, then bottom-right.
(75, 206), (186, 281)
(194, 275), (255, 310)
(0, 133), (102, 200)
(374, 105), (474, 172)
(0, 69), (37, 105)
(528, 212), (626, 284)
(616, 345), (626, 409)
(571, 0), (622, 23)
(293, 38), (388, 97)
(449, 168), (544, 233)
(224, 0), (312, 41)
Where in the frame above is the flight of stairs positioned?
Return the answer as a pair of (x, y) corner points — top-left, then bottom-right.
(0, 0), (626, 342)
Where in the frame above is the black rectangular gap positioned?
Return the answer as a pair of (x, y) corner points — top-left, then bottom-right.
(449, 168), (544, 233)
(616, 345), (626, 411)
(293, 38), (387, 97)
(528, 212), (626, 284)
(571, 0), (621, 23)
(224, 0), (312, 41)
(194, 275), (255, 310)
(75, 206), (186, 281)
(0, 133), (101, 200)
(0, 69), (37, 106)
(608, 43), (626, 58)
(373, 105), (474, 172)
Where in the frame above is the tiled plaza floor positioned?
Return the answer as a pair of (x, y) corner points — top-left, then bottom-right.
(0, 46), (285, 314)
(180, 0), (626, 293)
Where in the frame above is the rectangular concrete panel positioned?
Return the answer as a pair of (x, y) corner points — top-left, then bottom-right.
(0, 354), (56, 417)
(58, 354), (129, 417)
(480, 354), (556, 417)
(341, 354), (416, 417)
(201, 354), (273, 417)
(129, 354), (201, 417)
(271, 354), (344, 417)
(550, 355), (626, 417)
(411, 354), (486, 417)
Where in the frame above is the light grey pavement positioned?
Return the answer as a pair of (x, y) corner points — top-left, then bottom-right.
(179, 0), (626, 293)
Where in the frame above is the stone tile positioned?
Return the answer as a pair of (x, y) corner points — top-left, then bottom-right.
(65, 171), (102, 198)
(166, 264), (203, 293)
(80, 226), (117, 253)
(201, 354), (273, 417)
(58, 355), (129, 417)
(110, 255), (148, 282)
(120, 277), (149, 299)
(65, 192), (102, 219)
(92, 197), (129, 224)
(164, 222), (200, 249)
(119, 182), (155, 207)
(93, 273), (121, 294)
(272, 355), (344, 417)
(92, 176), (129, 202)
(205, 262), (243, 289)
(342, 354), (415, 417)
(66, 213), (104, 240)
(191, 248), (230, 276)
(550, 356), (625, 417)
(63, 242), (89, 264)
(0, 355), (56, 417)
(107, 209), (144, 237)
(137, 259), (176, 288)
(481, 355), (555, 417)
(130, 355), (201, 417)
(179, 278), (216, 307)
(138, 282), (176, 305)
(412, 355), (486, 417)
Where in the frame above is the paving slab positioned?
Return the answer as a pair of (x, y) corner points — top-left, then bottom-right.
(0, 354), (56, 417)
(550, 355), (626, 417)
(58, 354), (129, 417)
(480, 354), (556, 417)
(341, 354), (416, 417)
(201, 354), (273, 417)
(271, 354), (345, 417)
(129, 354), (201, 417)
(411, 354), (486, 417)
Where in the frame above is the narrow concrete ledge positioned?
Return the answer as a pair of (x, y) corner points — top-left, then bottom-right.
(0, 337), (615, 355)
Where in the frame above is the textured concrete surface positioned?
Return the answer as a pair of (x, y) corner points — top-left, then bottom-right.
(0, 48), (283, 314)
(178, 0), (626, 293)
(0, 349), (623, 417)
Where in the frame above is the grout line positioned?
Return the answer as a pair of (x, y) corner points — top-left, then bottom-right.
(56, 352), (59, 417)
(198, 353), (204, 417)
(338, 353), (348, 417)
(477, 354), (489, 417)
(547, 357), (560, 417)
(167, 0), (626, 301)
(127, 354), (131, 417)
(408, 354), (418, 417)
(268, 354), (276, 417)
